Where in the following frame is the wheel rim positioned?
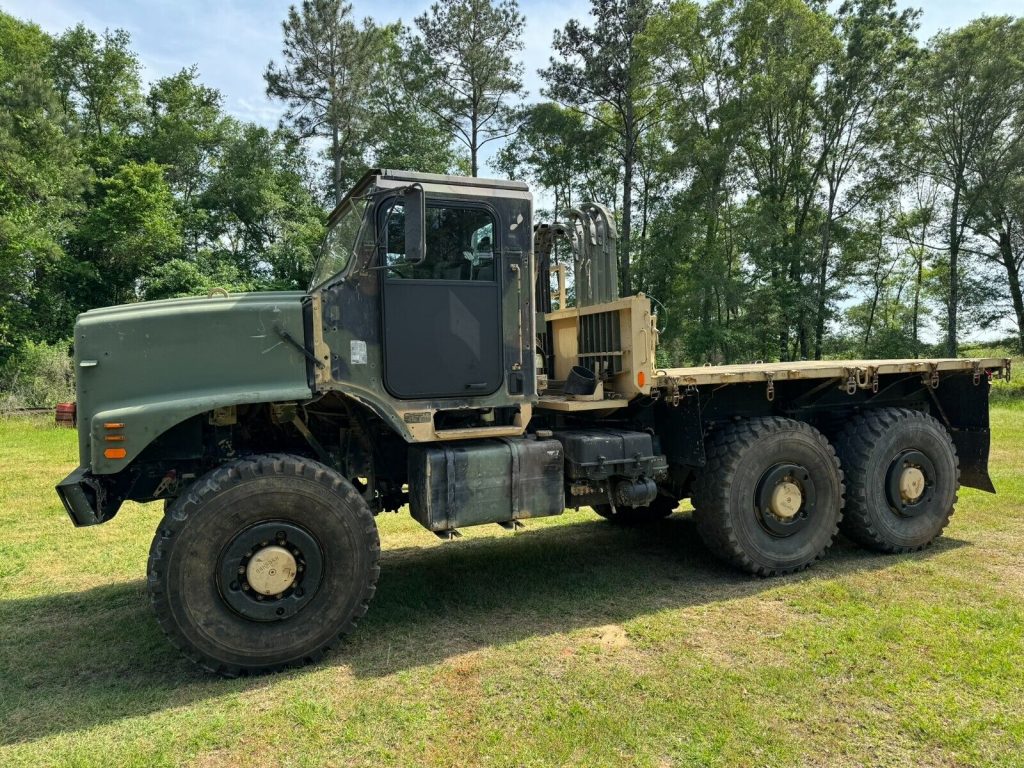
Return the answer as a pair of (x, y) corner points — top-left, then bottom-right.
(754, 463), (816, 537)
(217, 520), (325, 622)
(884, 449), (936, 518)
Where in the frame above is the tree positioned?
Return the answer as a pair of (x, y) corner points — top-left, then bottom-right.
(369, 28), (459, 174)
(79, 161), (182, 305)
(48, 24), (141, 142)
(408, 0), (526, 177)
(542, 0), (664, 295)
(265, 0), (387, 204)
(139, 68), (229, 204)
(137, 67), (232, 258)
(0, 12), (86, 355)
(919, 16), (1024, 356)
(644, 0), (749, 363)
(808, 0), (920, 358)
(494, 102), (612, 217)
(200, 124), (325, 288)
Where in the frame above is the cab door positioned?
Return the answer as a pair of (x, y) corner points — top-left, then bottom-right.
(380, 200), (503, 400)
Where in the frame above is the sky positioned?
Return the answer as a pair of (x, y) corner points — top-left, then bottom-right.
(5, 0), (1022, 144)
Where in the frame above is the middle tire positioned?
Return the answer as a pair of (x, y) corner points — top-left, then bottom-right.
(693, 417), (844, 576)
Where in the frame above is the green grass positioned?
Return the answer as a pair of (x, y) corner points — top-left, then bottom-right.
(1, 410), (1023, 767)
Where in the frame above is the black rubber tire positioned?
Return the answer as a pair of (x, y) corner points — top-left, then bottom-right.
(835, 408), (959, 553)
(592, 495), (678, 525)
(693, 417), (844, 576)
(147, 453), (380, 677)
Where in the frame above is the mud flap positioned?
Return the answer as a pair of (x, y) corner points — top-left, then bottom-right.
(950, 428), (995, 493)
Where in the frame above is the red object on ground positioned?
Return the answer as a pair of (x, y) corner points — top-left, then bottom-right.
(55, 402), (77, 428)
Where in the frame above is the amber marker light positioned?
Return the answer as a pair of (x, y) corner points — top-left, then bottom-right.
(104, 448), (127, 459)
(103, 422), (125, 429)
(104, 435), (125, 442)
(638, 371), (646, 387)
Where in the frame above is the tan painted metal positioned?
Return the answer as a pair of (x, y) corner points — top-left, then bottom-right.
(900, 466), (926, 502)
(770, 481), (803, 519)
(654, 357), (1008, 388)
(246, 545), (298, 596)
(539, 294), (657, 413)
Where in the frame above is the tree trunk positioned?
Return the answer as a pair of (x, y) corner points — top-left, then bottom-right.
(332, 125), (342, 206)
(912, 252), (923, 358)
(470, 103), (479, 177)
(999, 228), (1024, 355)
(946, 184), (960, 357)
(621, 152), (634, 297)
(813, 188), (838, 360)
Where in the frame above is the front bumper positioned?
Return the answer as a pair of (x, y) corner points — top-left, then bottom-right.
(55, 466), (124, 526)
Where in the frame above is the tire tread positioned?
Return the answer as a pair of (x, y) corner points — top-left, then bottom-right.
(835, 408), (959, 553)
(692, 417), (844, 577)
(146, 453), (381, 677)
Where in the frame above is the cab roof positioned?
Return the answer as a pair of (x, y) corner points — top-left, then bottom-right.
(328, 169), (530, 223)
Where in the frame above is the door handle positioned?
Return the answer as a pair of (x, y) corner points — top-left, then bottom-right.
(465, 382), (489, 391)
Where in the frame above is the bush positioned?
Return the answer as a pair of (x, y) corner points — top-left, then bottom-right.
(0, 340), (75, 411)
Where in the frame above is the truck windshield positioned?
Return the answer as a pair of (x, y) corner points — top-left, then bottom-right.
(311, 198), (369, 288)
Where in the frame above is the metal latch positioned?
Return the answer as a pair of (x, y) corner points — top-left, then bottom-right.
(843, 369), (858, 396)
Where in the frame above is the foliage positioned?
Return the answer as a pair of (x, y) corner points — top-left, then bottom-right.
(0, 339), (74, 410)
(4, 0), (1024, 373)
(542, 0), (664, 295)
(407, 0), (526, 177)
(265, 0), (390, 203)
(0, 10), (327, 366)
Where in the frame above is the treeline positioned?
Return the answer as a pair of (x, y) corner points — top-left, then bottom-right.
(2, 0), (1023, 376)
(0, 13), (336, 362)
(502, 0), (1024, 363)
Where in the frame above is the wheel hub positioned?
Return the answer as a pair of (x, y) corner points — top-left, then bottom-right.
(899, 466), (926, 503)
(217, 520), (324, 622)
(885, 449), (936, 518)
(246, 545), (298, 596)
(769, 481), (803, 519)
(755, 463), (816, 537)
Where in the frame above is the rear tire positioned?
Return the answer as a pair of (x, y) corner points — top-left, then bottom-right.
(693, 417), (844, 576)
(592, 495), (677, 525)
(835, 408), (959, 553)
(147, 453), (380, 677)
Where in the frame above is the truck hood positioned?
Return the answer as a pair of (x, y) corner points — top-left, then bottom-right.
(74, 291), (314, 473)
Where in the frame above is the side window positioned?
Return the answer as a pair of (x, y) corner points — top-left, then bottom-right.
(384, 202), (496, 281)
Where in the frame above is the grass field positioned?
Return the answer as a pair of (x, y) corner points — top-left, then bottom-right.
(1, 405), (1022, 768)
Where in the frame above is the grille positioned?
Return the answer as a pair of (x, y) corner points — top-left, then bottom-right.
(578, 311), (623, 378)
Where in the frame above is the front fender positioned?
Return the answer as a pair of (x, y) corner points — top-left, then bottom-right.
(73, 291), (313, 475)
(88, 386), (313, 474)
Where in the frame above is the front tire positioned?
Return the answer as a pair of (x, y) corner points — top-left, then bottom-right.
(147, 453), (380, 676)
(693, 417), (844, 576)
(835, 408), (959, 553)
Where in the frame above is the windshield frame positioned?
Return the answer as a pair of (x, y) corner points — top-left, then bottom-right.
(309, 195), (372, 291)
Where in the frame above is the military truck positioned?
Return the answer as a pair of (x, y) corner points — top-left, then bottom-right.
(57, 170), (1009, 676)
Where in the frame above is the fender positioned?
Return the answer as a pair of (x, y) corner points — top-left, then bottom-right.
(72, 291), (312, 475)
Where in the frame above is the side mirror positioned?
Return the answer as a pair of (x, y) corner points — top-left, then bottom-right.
(403, 184), (426, 265)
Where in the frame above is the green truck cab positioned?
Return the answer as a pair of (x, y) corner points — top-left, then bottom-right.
(56, 170), (1010, 676)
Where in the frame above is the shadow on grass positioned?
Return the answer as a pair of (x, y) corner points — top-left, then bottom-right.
(0, 514), (967, 745)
